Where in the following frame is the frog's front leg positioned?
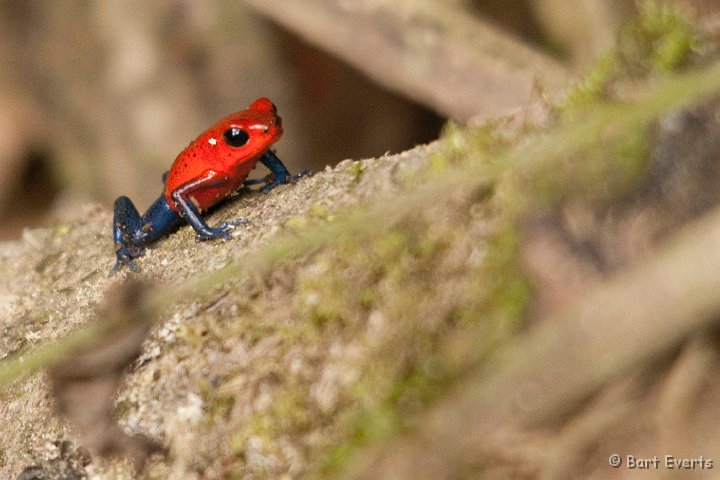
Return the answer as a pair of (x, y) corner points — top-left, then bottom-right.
(247, 151), (313, 193)
(112, 194), (182, 273)
(170, 171), (245, 241)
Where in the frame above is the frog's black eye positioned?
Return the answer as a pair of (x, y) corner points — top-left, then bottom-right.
(223, 127), (250, 147)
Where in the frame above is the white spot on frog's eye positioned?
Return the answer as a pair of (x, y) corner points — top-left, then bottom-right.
(208, 137), (217, 146)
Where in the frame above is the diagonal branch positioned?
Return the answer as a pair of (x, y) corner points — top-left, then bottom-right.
(243, 0), (570, 121)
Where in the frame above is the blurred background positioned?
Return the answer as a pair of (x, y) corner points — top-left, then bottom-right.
(0, 0), (717, 239)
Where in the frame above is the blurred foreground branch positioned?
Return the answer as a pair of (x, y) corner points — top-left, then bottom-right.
(49, 280), (164, 472)
(243, 0), (570, 121)
(351, 202), (720, 479)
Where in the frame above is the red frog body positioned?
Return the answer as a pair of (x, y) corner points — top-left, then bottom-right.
(163, 98), (283, 213)
(112, 98), (309, 273)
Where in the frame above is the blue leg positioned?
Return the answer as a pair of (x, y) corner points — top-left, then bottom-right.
(170, 172), (247, 241)
(252, 151), (313, 193)
(141, 195), (184, 242)
(113, 196), (144, 273)
(170, 188), (243, 241)
(111, 195), (182, 274)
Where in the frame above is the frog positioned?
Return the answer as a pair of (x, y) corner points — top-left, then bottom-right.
(111, 97), (309, 273)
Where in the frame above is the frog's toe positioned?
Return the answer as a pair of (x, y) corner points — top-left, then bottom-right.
(260, 170), (314, 193)
(195, 225), (232, 242)
(226, 218), (248, 227)
(110, 247), (143, 275)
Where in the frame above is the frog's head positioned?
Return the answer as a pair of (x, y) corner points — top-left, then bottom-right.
(210, 97), (283, 160)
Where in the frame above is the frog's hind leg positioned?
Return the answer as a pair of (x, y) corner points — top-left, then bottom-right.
(112, 195), (184, 274)
(112, 195), (146, 273)
(140, 195), (183, 243)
